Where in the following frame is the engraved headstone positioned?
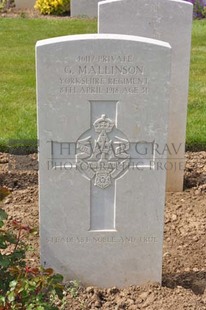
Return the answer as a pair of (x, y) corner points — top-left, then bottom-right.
(99, 0), (193, 192)
(71, 0), (102, 17)
(36, 34), (171, 287)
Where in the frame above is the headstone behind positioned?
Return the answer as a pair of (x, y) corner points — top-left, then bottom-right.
(99, 0), (193, 192)
(36, 34), (171, 287)
(71, 0), (102, 17)
(15, 0), (36, 9)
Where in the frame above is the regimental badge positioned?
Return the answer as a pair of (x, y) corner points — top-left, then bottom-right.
(76, 114), (130, 189)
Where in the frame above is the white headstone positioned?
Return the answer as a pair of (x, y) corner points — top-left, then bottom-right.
(36, 34), (171, 288)
(15, 0), (36, 9)
(71, 0), (102, 17)
(99, 0), (193, 192)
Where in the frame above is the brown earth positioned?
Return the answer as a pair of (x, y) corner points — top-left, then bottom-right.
(0, 151), (206, 309)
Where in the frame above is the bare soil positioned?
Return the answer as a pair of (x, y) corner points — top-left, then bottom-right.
(0, 151), (206, 309)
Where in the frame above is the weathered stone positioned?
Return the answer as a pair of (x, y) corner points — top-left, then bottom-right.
(99, 0), (193, 192)
(36, 33), (171, 287)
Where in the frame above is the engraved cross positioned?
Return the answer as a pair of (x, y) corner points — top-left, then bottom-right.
(51, 100), (154, 232)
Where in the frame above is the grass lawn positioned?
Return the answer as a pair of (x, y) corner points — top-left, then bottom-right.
(187, 19), (206, 149)
(0, 17), (97, 151)
(0, 17), (205, 151)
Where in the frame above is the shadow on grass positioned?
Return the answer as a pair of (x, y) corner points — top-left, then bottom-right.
(0, 140), (38, 155)
(186, 143), (206, 152)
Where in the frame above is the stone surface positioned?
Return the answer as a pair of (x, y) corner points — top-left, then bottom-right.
(98, 0), (193, 192)
(71, 0), (102, 17)
(36, 33), (171, 287)
(15, 0), (36, 9)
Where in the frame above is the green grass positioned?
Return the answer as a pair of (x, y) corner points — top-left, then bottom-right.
(0, 17), (205, 152)
(186, 19), (206, 150)
(0, 17), (97, 151)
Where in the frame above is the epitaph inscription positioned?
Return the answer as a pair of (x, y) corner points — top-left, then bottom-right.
(46, 235), (158, 244)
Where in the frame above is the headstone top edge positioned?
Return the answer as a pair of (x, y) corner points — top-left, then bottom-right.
(99, 0), (121, 5)
(98, 0), (193, 8)
(36, 33), (171, 49)
(169, 0), (193, 6)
